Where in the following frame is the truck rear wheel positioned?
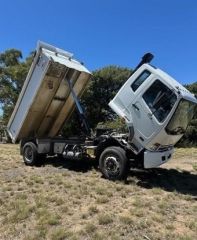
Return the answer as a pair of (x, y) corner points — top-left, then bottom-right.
(99, 146), (128, 180)
(23, 142), (39, 166)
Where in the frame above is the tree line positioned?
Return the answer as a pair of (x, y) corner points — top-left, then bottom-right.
(0, 49), (196, 146)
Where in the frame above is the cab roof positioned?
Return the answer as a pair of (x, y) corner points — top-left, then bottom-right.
(144, 64), (197, 104)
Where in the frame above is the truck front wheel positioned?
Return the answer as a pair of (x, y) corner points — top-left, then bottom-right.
(23, 142), (39, 166)
(99, 147), (128, 180)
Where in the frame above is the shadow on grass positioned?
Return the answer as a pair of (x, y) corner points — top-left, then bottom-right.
(43, 156), (197, 197)
(43, 156), (98, 173)
(128, 168), (197, 197)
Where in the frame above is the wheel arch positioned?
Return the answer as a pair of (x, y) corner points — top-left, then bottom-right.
(95, 137), (123, 160)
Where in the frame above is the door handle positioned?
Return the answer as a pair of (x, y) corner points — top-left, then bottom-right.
(132, 104), (140, 111)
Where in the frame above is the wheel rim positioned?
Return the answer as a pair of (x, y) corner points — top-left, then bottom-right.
(104, 155), (120, 176)
(24, 146), (33, 162)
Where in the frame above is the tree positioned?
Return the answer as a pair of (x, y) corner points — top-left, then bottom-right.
(0, 49), (34, 123)
(61, 66), (132, 136)
(82, 66), (132, 128)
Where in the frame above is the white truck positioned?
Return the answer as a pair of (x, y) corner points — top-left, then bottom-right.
(7, 41), (197, 180)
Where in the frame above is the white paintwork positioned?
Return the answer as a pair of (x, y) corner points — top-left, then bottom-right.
(144, 148), (174, 168)
(7, 41), (91, 143)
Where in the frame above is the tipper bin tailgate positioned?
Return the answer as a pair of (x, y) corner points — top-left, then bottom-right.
(7, 42), (91, 143)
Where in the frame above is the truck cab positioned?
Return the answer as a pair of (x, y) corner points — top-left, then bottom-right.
(109, 64), (197, 168)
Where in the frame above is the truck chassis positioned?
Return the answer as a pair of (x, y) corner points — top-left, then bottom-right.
(20, 132), (144, 180)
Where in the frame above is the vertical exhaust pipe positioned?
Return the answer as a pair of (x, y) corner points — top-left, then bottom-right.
(130, 52), (154, 77)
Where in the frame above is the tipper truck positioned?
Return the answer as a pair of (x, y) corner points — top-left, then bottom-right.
(7, 41), (197, 180)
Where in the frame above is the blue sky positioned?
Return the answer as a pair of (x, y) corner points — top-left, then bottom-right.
(0, 0), (197, 85)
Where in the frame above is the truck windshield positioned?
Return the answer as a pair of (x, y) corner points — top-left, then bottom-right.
(143, 80), (177, 122)
(165, 99), (196, 135)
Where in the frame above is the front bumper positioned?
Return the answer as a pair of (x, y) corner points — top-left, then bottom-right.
(144, 148), (174, 168)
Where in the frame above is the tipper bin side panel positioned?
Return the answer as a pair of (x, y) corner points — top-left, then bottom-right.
(7, 54), (50, 142)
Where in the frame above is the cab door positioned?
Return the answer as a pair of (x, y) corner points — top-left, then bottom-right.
(130, 79), (177, 145)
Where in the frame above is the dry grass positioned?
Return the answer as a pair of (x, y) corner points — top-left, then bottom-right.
(0, 144), (196, 240)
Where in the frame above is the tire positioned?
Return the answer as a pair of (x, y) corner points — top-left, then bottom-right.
(99, 146), (128, 180)
(23, 142), (39, 166)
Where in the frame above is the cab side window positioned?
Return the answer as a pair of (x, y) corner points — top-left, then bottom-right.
(131, 70), (151, 91)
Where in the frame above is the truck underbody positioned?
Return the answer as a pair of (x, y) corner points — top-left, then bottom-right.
(20, 128), (174, 180)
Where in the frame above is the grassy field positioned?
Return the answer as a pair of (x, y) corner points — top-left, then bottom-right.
(0, 144), (196, 240)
